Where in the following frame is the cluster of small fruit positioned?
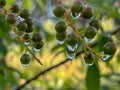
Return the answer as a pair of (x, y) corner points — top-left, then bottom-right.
(53, 0), (116, 66)
(0, 0), (44, 66)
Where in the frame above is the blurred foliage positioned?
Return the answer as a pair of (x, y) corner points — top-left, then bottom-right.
(0, 0), (120, 90)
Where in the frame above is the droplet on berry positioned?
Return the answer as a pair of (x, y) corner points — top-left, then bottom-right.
(32, 32), (43, 43)
(55, 21), (66, 33)
(71, 2), (83, 19)
(17, 21), (28, 31)
(82, 6), (93, 19)
(56, 32), (66, 44)
(103, 42), (116, 55)
(6, 13), (17, 25)
(10, 4), (20, 13)
(20, 54), (31, 67)
(53, 5), (65, 18)
(84, 52), (95, 66)
(20, 9), (30, 19)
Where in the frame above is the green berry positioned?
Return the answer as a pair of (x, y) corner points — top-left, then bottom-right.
(20, 54), (31, 65)
(20, 9), (30, 19)
(90, 19), (100, 30)
(6, 13), (17, 25)
(25, 26), (33, 33)
(23, 34), (31, 41)
(71, 2), (83, 16)
(103, 42), (116, 55)
(85, 26), (97, 39)
(56, 32), (66, 41)
(82, 6), (93, 19)
(0, 0), (6, 7)
(32, 32), (42, 43)
(84, 52), (95, 66)
(53, 5), (65, 18)
(25, 18), (33, 27)
(10, 4), (20, 13)
(17, 21), (28, 31)
(34, 40), (44, 50)
(55, 21), (66, 33)
(66, 34), (78, 46)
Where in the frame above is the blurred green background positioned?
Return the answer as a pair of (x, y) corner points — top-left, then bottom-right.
(0, 0), (120, 90)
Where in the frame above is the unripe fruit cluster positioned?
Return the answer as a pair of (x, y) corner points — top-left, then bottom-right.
(1, 2), (44, 66)
(53, 1), (117, 66)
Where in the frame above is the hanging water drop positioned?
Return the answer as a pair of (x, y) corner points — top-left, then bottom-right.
(67, 52), (76, 60)
(24, 41), (30, 45)
(71, 12), (81, 19)
(86, 62), (94, 66)
(84, 37), (94, 43)
(57, 40), (64, 44)
(22, 63), (29, 67)
(67, 44), (78, 52)
(101, 54), (111, 61)
(34, 47), (40, 52)
(18, 16), (24, 22)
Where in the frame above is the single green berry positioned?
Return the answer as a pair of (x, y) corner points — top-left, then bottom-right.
(20, 9), (30, 19)
(66, 34), (78, 46)
(20, 54), (31, 66)
(10, 4), (20, 13)
(103, 42), (116, 55)
(34, 40), (44, 50)
(0, 0), (6, 7)
(55, 21), (66, 33)
(23, 34), (31, 41)
(6, 13), (17, 25)
(32, 32), (42, 43)
(85, 26), (97, 39)
(25, 26), (33, 33)
(71, 2), (83, 17)
(90, 19), (100, 30)
(53, 5), (65, 18)
(25, 18), (33, 27)
(82, 6), (93, 19)
(84, 52), (95, 66)
(17, 21), (28, 31)
(56, 32), (66, 41)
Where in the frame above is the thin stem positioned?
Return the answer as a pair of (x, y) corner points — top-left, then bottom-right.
(12, 27), (43, 65)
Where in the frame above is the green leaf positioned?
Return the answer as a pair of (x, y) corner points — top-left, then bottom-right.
(22, 0), (33, 11)
(86, 64), (100, 90)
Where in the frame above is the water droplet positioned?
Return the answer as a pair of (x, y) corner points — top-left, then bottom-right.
(22, 64), (29, 67)
(33, 48), (40, 52)
(18, 16), (24, 22)
(24, 41), (30, 45)
(101, 54), (111, 61)
(67, 44), (78, 52)
(57, 40), (64, 44)
(71, 12), (81, 19)
(67, 52), (76, 60)
(84, 37), (94, 43)
(86, 63), (94, 66)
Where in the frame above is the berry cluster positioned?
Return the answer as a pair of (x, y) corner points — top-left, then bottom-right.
(0, 0), (44, 66)
(53, 0), (116, 66)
